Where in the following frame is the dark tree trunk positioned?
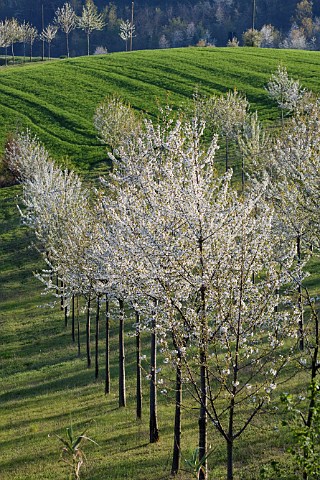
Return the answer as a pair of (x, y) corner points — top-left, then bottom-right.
(150, 308), (159, 443)
(87, 32), (90, 55)
(64, 302), (68, 328)
(60, 280), (67, 327)
(86, 295), (91, 368)
(60, 280), (64, 310)
(297, 234), (304, 350)
(71, 294), (75, 342)
(95, 296), (100, 379)
(226, 384), (235, 480)
(77, 296), (81, 357)
(136, 310), (142, 419)
(119, 298), (126, 407)
(198, 358), (207, 480)
(241, 155), (245, 191)
(171, 353), (182, 476)
(225, 136), (229, 172)
(105, 294), (110, 394)
(303, 307), (320, 478)
(198, 281), (208, 480)
(227, 439), (234, 480)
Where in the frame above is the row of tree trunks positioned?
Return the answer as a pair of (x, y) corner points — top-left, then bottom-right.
(62, 294), (187, 476)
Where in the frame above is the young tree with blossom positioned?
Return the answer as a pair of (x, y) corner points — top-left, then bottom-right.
(55, 2), (77, 58)
(0, 18), (21, 65)
(201, 89), (249, 171)
(40, 24), (58, 60)
(25, 23), (38, 61)
(119, 19), (135, 52)
(94, 95), (141, 152)
(265, 65), (306, 125)
(0, 19), (11, 66)
(77, 0), (105, 56)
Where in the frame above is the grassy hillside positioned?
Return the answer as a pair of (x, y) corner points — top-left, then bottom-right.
(1, 47), (320, 174)
(1, 47), (320, 480)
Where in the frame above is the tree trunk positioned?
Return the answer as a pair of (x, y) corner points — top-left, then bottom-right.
(64, 302), (68, 328)
(86, 295), (91, 368)
(171, 354), (182, 476)
(48, 42), (51, 60)
(198, 280), (208, 480)
(150, 307), (159, 443)
(119, 298), (126, 407)
(241, 155), (245, 191)
(136, 310), (142, 419)
(225, 137), (229, 172)
(61, 280), (67, 328)
(72, 294), (75, 342)
(297, 234), (304, 350)
(71, 294), (76, 343)
(303, 306), (320, 478)
(87, 32), (90, 56)
(11, 42), (15, 64)
(227, 439), (234, 480)
(105, 294), (110, 394)
(95, 296), (100, 379)
(66, 32), (69, 58)
(77, 296), (81, 357)
(198, 358), (207, 480)
(60, 280), (64, 310)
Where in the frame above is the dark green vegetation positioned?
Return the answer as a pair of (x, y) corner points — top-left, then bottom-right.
(1, 0), (320, 54)
(0, 48), (320, 479)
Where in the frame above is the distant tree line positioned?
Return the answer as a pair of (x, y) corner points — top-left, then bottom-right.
(0, 0), (320, 59)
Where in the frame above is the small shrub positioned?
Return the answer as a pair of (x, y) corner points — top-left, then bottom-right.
(227, 36), (239, 47)
(94, 46), (108, 55)
(242, 28), (262, 47)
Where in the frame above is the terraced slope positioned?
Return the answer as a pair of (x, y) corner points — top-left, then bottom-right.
(1, 47), (320, 173)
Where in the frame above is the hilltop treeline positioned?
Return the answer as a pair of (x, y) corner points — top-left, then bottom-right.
(1, 0), (320, 57)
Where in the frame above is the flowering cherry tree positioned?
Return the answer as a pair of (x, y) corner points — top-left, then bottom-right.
(265, 65), (306, 125)
(77, 0), (105, 56)
(99, 109), (298, 479)
(54, 2), (77, 58)
(199, 89), (249, 171)
(40, 24), (58, 60)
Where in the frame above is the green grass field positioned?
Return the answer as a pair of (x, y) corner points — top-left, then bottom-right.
(1, 47), (320, 173)
(0, 47), (320, 480)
